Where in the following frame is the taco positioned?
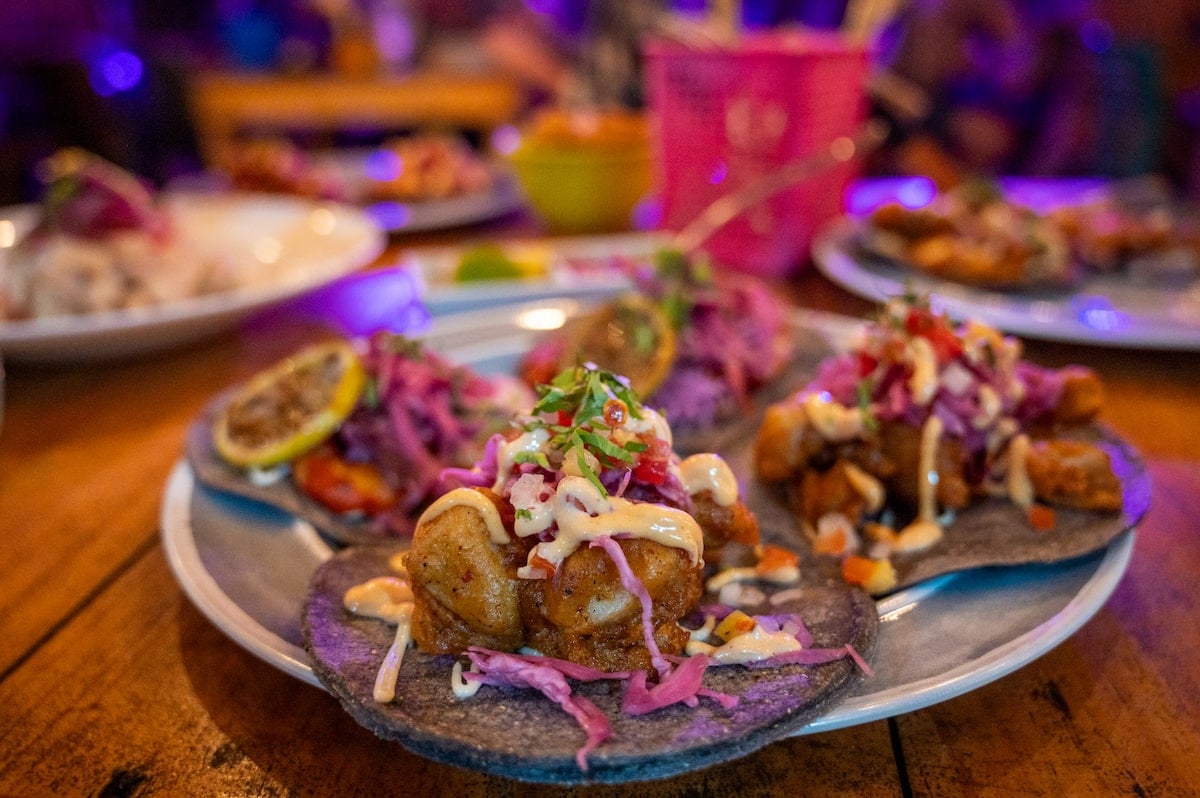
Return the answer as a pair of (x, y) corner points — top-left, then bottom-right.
(187, 333), (531, 544)
(517, 250), (795, 436)
(753, 294), (1149, 594)
(302, 364), (877, 782)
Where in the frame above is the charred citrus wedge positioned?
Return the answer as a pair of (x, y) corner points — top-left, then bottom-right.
(213, 340), (365, 468)
(561, 294), (676, 397)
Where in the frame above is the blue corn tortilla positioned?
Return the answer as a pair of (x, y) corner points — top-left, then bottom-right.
(302, 544), (878, 785)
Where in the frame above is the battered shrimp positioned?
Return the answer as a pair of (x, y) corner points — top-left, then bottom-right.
(406, 493), (528, 654)
(1026, 438), (1123, 512)
(520, 538), (702, 673)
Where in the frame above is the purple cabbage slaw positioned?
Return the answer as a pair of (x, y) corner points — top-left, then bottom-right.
(521, 252), (793, 432)
(430, 363), (867, 770)
(331, 334), (524, 536)
(652, 277), (792, 431)
(807, 302), (1069, 460)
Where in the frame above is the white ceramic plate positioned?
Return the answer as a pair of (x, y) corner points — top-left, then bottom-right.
(160, 301), (1136, 734)
(815, 178), (1200, 350)
(398, 232), (661, 315)
(312, 148), (525, 233)
(0, 194), (386, 363)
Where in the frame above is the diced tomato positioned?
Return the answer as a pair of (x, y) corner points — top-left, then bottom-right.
(556, 410), (574, 427)
(857, 352), (879, 377)
(755, 544), (801, 574)
(841, 555), (898, 595)
(633, 435), (671, 485)
(905, 308), (963, 361)
(714, 610), (757, 642)
(528, 551), (558, 578)
(1027, 503), (1057, 531)
(293, 446), (397, 515)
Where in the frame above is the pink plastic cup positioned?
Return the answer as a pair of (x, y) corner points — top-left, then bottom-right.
(645, 30), (872, 278)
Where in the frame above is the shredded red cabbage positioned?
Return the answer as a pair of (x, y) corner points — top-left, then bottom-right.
(745, 644), (873, 676)
(591, 536), (671, 677)
(464, 648), (621, 771)
(333, 335), (521, 535)
(650, 280), (790, 431)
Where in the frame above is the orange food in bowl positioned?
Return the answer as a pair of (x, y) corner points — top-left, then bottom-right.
(508, 109), (652, 233)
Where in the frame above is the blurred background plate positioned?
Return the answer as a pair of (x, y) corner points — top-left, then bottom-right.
(311, 148), (526, 233)
(0, 193), (386, 363)
(814, 178), (1200, 350)
(397, 231), (663, 315)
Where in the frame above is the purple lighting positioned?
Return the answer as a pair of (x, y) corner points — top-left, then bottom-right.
(708, 161), (729, 185)
(1072, 295), (1128, 333)
(364, 149), (403, 182)
(491, 124), (522, 156)
(631, 195), (663, 230)
(1080, 18), (1114, 55)
(844, 176), (936, 215)
(367, 201), (412, 230)
(253, 266), (432, 338)
(88, 48), (143, 97)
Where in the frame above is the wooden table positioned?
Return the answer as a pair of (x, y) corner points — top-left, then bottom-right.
(2, 229), (1199, 796)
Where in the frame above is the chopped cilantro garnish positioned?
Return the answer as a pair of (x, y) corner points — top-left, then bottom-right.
(650, 247), (714, 330)
(526, 364), (654, 495)
(514, 450), (552, 471)
(856, 379), (879, 432)
(362, 377), (380, 410)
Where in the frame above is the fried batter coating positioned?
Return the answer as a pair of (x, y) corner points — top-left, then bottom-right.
(520, 539), (702, 673)
(796, 460), (876, 529)
(1026, 439), (1123, 512)
(691, 491), (759, 556)
(754, 402), (882, 482)
(877, 422), (973, 511)
(1053, 367), (1104, 425)
(407, 493), (530, 654)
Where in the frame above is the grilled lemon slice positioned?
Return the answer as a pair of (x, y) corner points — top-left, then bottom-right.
(213, 340), (365, 468)
(561, 294), (677, 398)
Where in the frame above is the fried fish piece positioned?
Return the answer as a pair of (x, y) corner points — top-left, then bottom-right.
(520, 538), (702, 674)
(406, 491), (529, 654)
(1026, 438), (1123, 512)
(690, 491), (759, 557)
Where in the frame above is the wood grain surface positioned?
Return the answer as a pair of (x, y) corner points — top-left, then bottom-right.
(1, 242), (1197, 797)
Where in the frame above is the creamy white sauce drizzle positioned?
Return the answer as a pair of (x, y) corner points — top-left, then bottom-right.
(804, 392), (864, 441)
(686, 624), (802, 664)
(1007, 433), (1033, 509)
(342, 576), (416, 703)
(974, 385), (1001, 429)
(450, 660), (483, 699)
(676, 453), (738, 506)
(419, 489), (509, 545)
(907, 336), (938, 406)
(916, 414), (944, 523)
(843, 463), (885, 514)
(518, 475), (703, 576)
(493, 427), (550, 492)
(716, 581), (767, 608)
(686, 615), (716, 642)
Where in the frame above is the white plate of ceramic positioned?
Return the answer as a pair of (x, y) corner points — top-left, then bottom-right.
(310, 148), (526, 234)
(0, 193), (386, 362)
(815, 178), (1200, 350)
(160, 300), (1137, 734)
(396, 232), (662, 315)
